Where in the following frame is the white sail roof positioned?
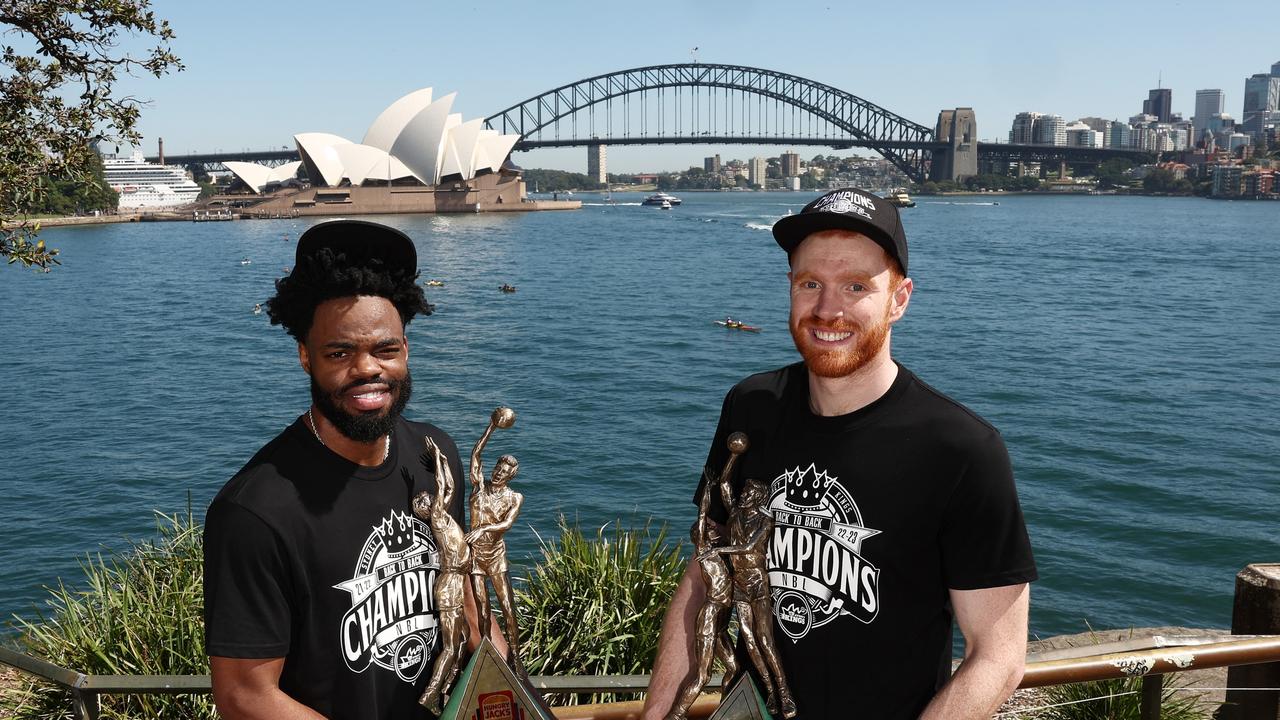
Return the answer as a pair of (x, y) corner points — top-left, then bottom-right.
(223, 160), (303, 193)
(363, 87), (433, 153)
(294, 133), (353, 187)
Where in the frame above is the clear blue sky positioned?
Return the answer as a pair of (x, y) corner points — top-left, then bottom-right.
(114, 0), (1279, 173)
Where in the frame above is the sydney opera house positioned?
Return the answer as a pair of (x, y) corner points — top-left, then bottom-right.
(224, 88), (539, 215)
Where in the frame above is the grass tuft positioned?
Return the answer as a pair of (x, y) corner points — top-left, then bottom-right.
(515, 516), (685, 706)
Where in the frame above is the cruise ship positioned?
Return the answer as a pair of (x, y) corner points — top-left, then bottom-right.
(101, 150), (201, 209)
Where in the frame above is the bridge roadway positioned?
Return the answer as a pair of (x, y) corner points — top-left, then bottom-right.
(154, 141), (1153, 176)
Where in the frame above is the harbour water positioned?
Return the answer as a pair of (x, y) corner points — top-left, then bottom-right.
(1, 192), (1276, 640)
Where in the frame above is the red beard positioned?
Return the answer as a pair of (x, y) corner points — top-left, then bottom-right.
(789, 312), (892, 379)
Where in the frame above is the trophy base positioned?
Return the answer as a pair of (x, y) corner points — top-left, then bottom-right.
(437, 638), (555, 720)
(709, 675), (773, 720)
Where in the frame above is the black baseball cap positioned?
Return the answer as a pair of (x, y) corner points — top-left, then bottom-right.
(294, 219), (417, 276)
(772, 188), (908, 275)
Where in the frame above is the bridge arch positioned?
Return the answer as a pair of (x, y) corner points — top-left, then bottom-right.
(484, 63), (937, 182)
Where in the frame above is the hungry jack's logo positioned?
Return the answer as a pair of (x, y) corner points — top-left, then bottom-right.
(768, 463), (881, 641)
(334, 510), (440, 682)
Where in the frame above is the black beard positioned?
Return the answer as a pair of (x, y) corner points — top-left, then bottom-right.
(311, 371), (412, 443)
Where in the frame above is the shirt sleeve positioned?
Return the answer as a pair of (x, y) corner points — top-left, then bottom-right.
(938, 429), (1038, 590)
(204, 499), (294, 658)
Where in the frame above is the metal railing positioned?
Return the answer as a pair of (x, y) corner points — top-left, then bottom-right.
(3, 634), (1279, 720)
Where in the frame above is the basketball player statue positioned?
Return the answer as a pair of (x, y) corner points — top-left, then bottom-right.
(466, 406), (525, 674)
(715, 470), (797, 719)
(665, 432), (747, 720)
(413, 437), (471, 714)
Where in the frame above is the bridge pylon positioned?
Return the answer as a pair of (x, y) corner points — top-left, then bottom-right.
(930, 108), (978, 183)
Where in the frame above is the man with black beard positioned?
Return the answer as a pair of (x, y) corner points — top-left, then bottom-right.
(205, 220), (480, 720)
(643, 189), (1037, 720)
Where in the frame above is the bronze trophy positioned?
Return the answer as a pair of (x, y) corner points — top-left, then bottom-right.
(419, 406), (554, 720)
(414, 438), (471, 714)
(666, 432), (797, 720)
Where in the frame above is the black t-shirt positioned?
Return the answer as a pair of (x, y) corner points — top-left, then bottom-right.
(695, 362), (1037, 720)
(205, 415), (465, 720)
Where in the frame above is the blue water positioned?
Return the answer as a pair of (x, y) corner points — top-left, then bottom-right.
(1, 192), (1277, 640)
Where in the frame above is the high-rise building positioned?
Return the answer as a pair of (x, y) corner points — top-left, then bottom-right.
(1194, 89), (1225, 139)
(1078, 117), (1113, 147)
(1109, 122), (1132, 149)
(1009, 111), (1041, 144)
(1036, 114), (1066, 146)
(748, 156), (767, 187)
(704, 154), (721, 174)
(1243, 72), (1280, 139)
(1143, 88), (1173, 123)
(586, 143), (606, 184)
(780, 151), (800, 178)
(1065, 123), (1103, 148)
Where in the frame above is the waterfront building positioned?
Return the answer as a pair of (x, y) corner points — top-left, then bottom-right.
(1194, 89), (1225, 140)
(223, 87), (526, 215)
(1143, 88), (1173, 123)
(587, 143), (606, 185)
(1212, 164), (1243, 196)
(1036, 114), (1066, 146)
(1009, 111), (1041, 144)
(748, 156), (767, 187)
(780, 151), (800, 178)
(1242, 169), (1275, 197)
(704, 154), (721, 174)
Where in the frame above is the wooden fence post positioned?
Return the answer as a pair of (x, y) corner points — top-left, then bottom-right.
(1223, 564), (1280, 720)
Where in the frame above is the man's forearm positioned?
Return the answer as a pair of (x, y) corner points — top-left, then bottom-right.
(214, 688), (327, 720)
(640, 558), (705, 720)
(918, 650), (1023, 720)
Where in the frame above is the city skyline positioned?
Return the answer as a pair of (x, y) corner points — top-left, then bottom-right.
(100, 1), (1280, 173)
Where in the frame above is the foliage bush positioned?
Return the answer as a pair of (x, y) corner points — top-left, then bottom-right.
(516, 517), (686, 705)
(1, 509), (215, 719)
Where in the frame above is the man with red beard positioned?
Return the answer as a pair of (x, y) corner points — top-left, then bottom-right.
(205, 220), (484, 719)
(643, 189), (1036, 720)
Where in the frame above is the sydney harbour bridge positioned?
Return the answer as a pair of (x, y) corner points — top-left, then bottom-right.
(157, 63), (1155, 184)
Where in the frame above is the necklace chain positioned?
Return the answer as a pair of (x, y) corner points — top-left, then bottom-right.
(307, 408), (390, 463)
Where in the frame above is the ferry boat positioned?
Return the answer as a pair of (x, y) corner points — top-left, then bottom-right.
(884, 188), (916, 208)
(642, 192), (682, 206)
(101, 150), (201, 209)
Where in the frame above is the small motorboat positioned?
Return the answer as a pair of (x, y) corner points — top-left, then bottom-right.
(659, 200), (672, 210)
(425, 279), (445, 287)
(714, 317), (762, 333)
(239, 258), (252, 265)
(499, 284), (517, 293)
(252, 304), (262, 315)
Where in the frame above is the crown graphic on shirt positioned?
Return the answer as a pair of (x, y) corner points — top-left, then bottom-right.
(376, 511), (417, 554)
(781, 463), (835, 511)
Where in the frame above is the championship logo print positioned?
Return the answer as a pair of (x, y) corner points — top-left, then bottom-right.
(768, 463), (881, 641)
(812, 190), (876, 221)
(335, 510), (441, 682)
